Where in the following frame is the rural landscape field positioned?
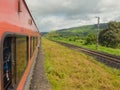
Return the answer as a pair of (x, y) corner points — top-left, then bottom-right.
(40, 21), (120, 90)
(44, 22), (120, 56)
(1, 0), (120, 90)
(27, 0), (120, 89)
(42, 38), (120, 90)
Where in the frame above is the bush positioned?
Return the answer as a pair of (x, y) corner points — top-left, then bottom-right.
(84, 34), (96, 45)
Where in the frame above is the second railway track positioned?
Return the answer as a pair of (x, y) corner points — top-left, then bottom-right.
(54, 41), (120, 69)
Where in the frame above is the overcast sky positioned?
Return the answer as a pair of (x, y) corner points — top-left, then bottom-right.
(26, 0), (120, 32)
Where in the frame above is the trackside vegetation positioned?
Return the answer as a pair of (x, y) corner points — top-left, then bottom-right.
(45, 21), (120, 56)
(99, 21), (120, 48)
(42, 38), (120, 90)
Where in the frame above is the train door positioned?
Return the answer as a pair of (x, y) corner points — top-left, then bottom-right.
(3, 37), (12, 90)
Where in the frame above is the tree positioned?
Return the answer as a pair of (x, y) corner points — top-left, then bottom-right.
(45, 31), (58, 38)
(99, 21), (120, 48)
(84, 34), (96, 45)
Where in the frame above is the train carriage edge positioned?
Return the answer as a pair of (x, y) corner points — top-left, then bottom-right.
(0, 0), (41, 90)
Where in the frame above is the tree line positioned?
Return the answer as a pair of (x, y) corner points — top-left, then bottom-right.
(85, 21), (120, 48)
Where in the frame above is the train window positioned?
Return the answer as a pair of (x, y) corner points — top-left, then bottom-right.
(30, 37), (33, 58)
(33, 37), (36, 51)
(3, 36), (28, 89)
(3, 37), (12, 90)
(30, 36), (39, 58)
(37, 37), (38, 45)
(34, 37), (36, 48)
(11, 37), (17, 86)
(35, 37), (37, 47)
(33, 37), (35, 52)
(16, 36), (27, 82)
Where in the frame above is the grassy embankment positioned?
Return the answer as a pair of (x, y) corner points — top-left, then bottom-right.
(51, 38), (120, 56)
(42, 38), (120, 90)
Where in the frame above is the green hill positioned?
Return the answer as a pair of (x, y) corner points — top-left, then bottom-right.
(45, 23), (108, 40)
(56, 23), (107, 38)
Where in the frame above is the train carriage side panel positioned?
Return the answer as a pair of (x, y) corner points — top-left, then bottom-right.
(0, 0), (40, 90)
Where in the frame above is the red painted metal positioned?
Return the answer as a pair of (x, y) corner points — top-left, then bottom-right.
(0, 0), (40, 90)
(0, 0), (39, 37)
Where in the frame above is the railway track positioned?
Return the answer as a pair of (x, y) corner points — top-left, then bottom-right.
(54, 41), (120, 69)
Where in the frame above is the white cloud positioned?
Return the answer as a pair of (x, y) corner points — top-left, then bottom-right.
(26, 0), (120, 32)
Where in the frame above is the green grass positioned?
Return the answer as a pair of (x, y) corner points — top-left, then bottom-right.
(49, 38), (120, 56)
(42, 38), (120, 90)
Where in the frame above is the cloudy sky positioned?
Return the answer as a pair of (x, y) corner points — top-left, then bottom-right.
(26, 0), (120, 32)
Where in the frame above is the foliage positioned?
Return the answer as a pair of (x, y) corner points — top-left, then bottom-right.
(45, 23), (107, 44)
(45, 31), (59, 39)
(99, 21), (120, 48)
(52, 38), (120, 56)
(44, 22), (120, 56)
(84, 34), (96, 45)
(56, 23), (107, 39)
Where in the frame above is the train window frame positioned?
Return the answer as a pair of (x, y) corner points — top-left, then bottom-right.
(2, 35), (28, 90)
(3, 37), (12, 90)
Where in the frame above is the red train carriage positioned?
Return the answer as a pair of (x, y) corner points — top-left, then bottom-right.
(0, 0), (40, 90)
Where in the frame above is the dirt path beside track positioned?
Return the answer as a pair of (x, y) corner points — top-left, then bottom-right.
(30, 48), (51, 90)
